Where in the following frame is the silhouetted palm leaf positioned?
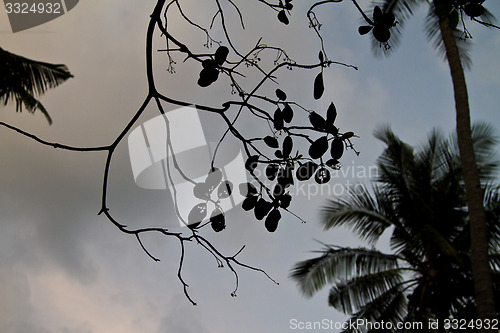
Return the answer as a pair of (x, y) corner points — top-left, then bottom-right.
(291, 246), (400, 298)
(328, 269), (405, 314)
(291, 124), (500, 329)
(0, 47), (73, 124)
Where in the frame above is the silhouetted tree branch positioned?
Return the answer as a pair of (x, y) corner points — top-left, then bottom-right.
(1, 0), (361, 304)
(2, 1), (498, 314)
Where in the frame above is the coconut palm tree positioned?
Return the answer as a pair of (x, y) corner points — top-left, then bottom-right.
(290, 124), (500, 331)
(0, 47), (73, 124)
(352, 0), (499, 321)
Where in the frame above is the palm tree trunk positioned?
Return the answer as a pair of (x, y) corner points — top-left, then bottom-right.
(437, 13), (497, 326)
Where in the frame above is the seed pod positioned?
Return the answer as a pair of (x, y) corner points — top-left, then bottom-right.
(314, 167), (331, 184)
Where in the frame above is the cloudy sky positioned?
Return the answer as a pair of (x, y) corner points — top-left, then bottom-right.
(1, 1), (500, 332)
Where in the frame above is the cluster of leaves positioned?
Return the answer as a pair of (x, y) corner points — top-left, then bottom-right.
(151, 0), (362, 299)
(188, 167), (233, 232)
(236, 86), (355, 233)
(358, 6), (396, 43)
(277, 0), (294, 25)
(357, 1), (492, 47)
(197, 46), (229, 87)
(435, 0), (488, 28)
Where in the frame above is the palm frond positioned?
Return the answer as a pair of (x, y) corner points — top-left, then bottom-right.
(290, 246), (400, 298)
(321, 184), (401, 244)
(14, 87), (52, 124)
(465, 122), (498, 180)
(373, 125), (415, 193)
(345, 289), (407, 333)
(0, 47), (73, 124)
(375, 0), (422, 21)
(328, 268), (405, 314)
(295, 124), (500, 321)
(424, 7), (473, 70)
(489, 253), (500, 273)
(483, 185), (500, 251)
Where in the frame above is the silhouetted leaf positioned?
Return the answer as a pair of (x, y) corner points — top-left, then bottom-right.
(309, 136), (328, 159)
(193, 182), (211, 200)
(313, 72), (324, 100)
(282, 104), (293, 123)
(279, 193), (292, 209)
(188, 203), (207, 227)
(342, 131), (355, 139)
(242, 195), (258, 211)
(274, 108), (284, 130)
(325, 158), (340, 169)
(254, 198), (273, 220)
(217, 180), (233, 199)
(266, 164), (279, 181)
(327, 125), (338, 136)
(264, 135), (279, 148)
(358, 25), (373, 35)
(284, 1), (293, 10)
(205, 167), (223, 190)
(265, 208), (281, 232)
(464, 3), (484, 18)
(330, 138), (344, 160)
(326, 102), (337, 124)
(282, 136), (293, 158)
(202, 59), (217, 69)
(381, 12), (395, 27)
(277, 10), (289, 25)
(296, 161), (319, 181)
(214, 46), (229, 65)
(448, 10), (459, 29)
(210, 208), (225, 232)
(277, 164), (294, 188)
(373, 26), (390, 43)
(309, 112), (326, 131)
(315, 167), (331, 184)
(373, 6), (382, 22)
(318, 51), (324, 63)
(245, 155), (259, 172)
(198, 67), (219, 87)
(276, 88), (287, 101)
(275, 150), (283, 159)
(239, 182), (258, 197)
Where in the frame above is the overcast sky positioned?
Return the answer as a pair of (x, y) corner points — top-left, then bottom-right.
(1, 1), (500, 332)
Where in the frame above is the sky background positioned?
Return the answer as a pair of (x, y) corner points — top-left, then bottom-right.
(1, 1), (500, 332)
